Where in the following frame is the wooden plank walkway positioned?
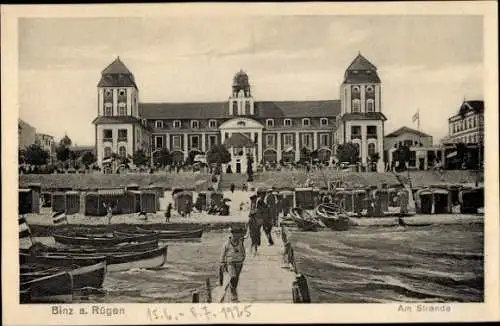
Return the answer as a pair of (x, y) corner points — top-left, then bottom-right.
(209, 227), (298, 303)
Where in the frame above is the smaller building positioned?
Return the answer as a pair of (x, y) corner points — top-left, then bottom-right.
(387, 145), (444, 171)
(18, 119), (36, 149)
(447, 100), (484, 144)
(35, 133), (56, 163)
(384, 126), (433, 149)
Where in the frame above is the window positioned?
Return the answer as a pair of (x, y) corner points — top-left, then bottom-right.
(284, 119), (292, 127)
(353, 143), (360, 156)
(191, 120), (199, 129)
(103, 129), (112, 141)
(283, 134), (294, 147)
(155, 120), (164, 128)
(232, 102), (238, 115)
(118, 103), (126, 116)
(266, 134), (275, 147)
(367, 125), (377, 138)
(351, 85), (360, 93)
(233, 147), (243, 156)
(245, 101), (251, 115)
(320, 118), (328, 127)
(190, 135), (200, 149)
(452, 124), (456, 134)
(302, 134), (312, 148)
(104, 89), (112, 97)
(366, 85), (374, 93)
(104, 146), (112, 158)
(118, 129), (127, 141)
(368, 143), (376, 156)
(104, 104), (112, 116)
(352, 99), (361, 113)
(320, 134), (329, 147)
(118, 146), (127, 158)
(118, 89), (126, 97)
(404, 140), (413, 147)
(351, 126), (361, 138)
(366, 99), (375, 112)
(155, 136), (163, 149)
(302, 118), (310, 127)
(472, 117), (476, 128)
(173, 120), (181, 128)
(172, 136), (181, 149)
(208, 135), (217, 148)
(266, 119), (274, 128)
(209, 120), (217, 128)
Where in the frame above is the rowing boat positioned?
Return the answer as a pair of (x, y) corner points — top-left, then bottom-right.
(53, 232), (159, 246)
(20, 271), (73, 303)
(289, 208), (323, 231)
(315, 204), (351, 231)
(20, 246), (168, 272)
(20, 239), (159, 255)
(21, 261), (107, 290)
(119, 227), (204, 240)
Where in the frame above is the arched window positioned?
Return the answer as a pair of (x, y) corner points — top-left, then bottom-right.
(352, 99), (361, 113)
(366, 99), (375, 112)
(245, 101), (251, 115)
(232, 102), (238, 115)
(104, 147), (112, 159)
(118, 103), (126, 116)
(368, 143), (376, 156)
(119, 146), (127, 158)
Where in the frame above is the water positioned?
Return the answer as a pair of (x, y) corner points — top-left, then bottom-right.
(26, 224), (483, 303)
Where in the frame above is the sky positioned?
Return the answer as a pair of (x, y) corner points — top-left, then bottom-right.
(18, 15), (483, 146)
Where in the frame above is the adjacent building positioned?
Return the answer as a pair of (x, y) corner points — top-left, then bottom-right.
(18, 119), (36, 149)
(35, 133), (56, 163)
(93, 53), (387, 172)
(447, 100), (484, 144)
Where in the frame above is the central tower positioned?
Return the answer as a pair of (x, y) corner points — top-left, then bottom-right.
(229, 69), (255, 116)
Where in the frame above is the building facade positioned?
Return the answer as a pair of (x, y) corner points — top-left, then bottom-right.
(93, 54), (387, 172)
(18, 119), (36, 149)
(35, 133), (56, 163)
(384, 126), (433, 150)
(447, 100), (484, 144)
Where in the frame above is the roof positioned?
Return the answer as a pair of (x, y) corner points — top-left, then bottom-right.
(385, 126), (431, 138)
(457, 100), (484, 116)
(139, 100), (340, 119)
(341, 112), (387, 121)
(98, 57), (137, 88)
(102, 57), (132, 75)
(343, 53), (381, 84)
(224, 133), (256, 148)
(346, 53), (377, 71)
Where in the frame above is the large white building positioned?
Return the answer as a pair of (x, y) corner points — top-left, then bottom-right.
(93, 53), (387, 172)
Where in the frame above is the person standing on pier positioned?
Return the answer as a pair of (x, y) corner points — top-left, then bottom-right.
(220, 226), (246, 302)
(263, 190), (275, 246)
(165, 203), (172, 223)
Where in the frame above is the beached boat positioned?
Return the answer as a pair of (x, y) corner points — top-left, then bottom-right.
(20, 271), (73, 303)
(126, 227), (204, 240)
(53, 232), (159, 246)
(21, 261), (106, 290)
(20, 252), (106, 267)
(20, 239), (159, 255)
(315, 204), (351, 231)
(21, 246), (168, 272)
(290, 208), (323, 231)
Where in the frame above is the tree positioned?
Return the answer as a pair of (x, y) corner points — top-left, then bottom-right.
(59, 134), (72, 148)
(336, 143), (360, 164)
(56, 145), (71, 162)
(81, 151), (96, 168)
(24, 144), (49, 166)
(154, 148), (172, 167)
(132, 149), (148, 167)
(207, 145), (231, 165)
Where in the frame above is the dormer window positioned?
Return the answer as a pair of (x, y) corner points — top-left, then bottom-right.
(320, 118), (329, 127)
(302, 118), (310, 127)
(284, 119), (292, 127)
(155, 120), (163, 128)
(266, 119), (274, 128)
(173, 120), (181, 128)
(191, 120), (199, 129)
(209, 120), (217, 128)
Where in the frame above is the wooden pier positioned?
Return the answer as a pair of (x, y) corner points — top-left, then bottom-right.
(194, 226), (311, 303)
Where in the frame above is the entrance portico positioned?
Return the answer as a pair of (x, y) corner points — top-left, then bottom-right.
(219, 117), (263, 166)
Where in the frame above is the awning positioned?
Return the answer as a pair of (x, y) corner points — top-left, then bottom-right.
(98, 189), (125, 195)
(446, 151), (458, 158)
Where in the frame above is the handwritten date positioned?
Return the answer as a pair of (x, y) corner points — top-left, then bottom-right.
(146, 305), (252, 322)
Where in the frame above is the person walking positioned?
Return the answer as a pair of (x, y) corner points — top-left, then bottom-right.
(165, 203), (172, 223)
(398, 189), (409, 215)
(263, 190), (275, 246)
(103, 202), (115, 224)
(230, 183), (235, 194)
(220, 226), (246, 302)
